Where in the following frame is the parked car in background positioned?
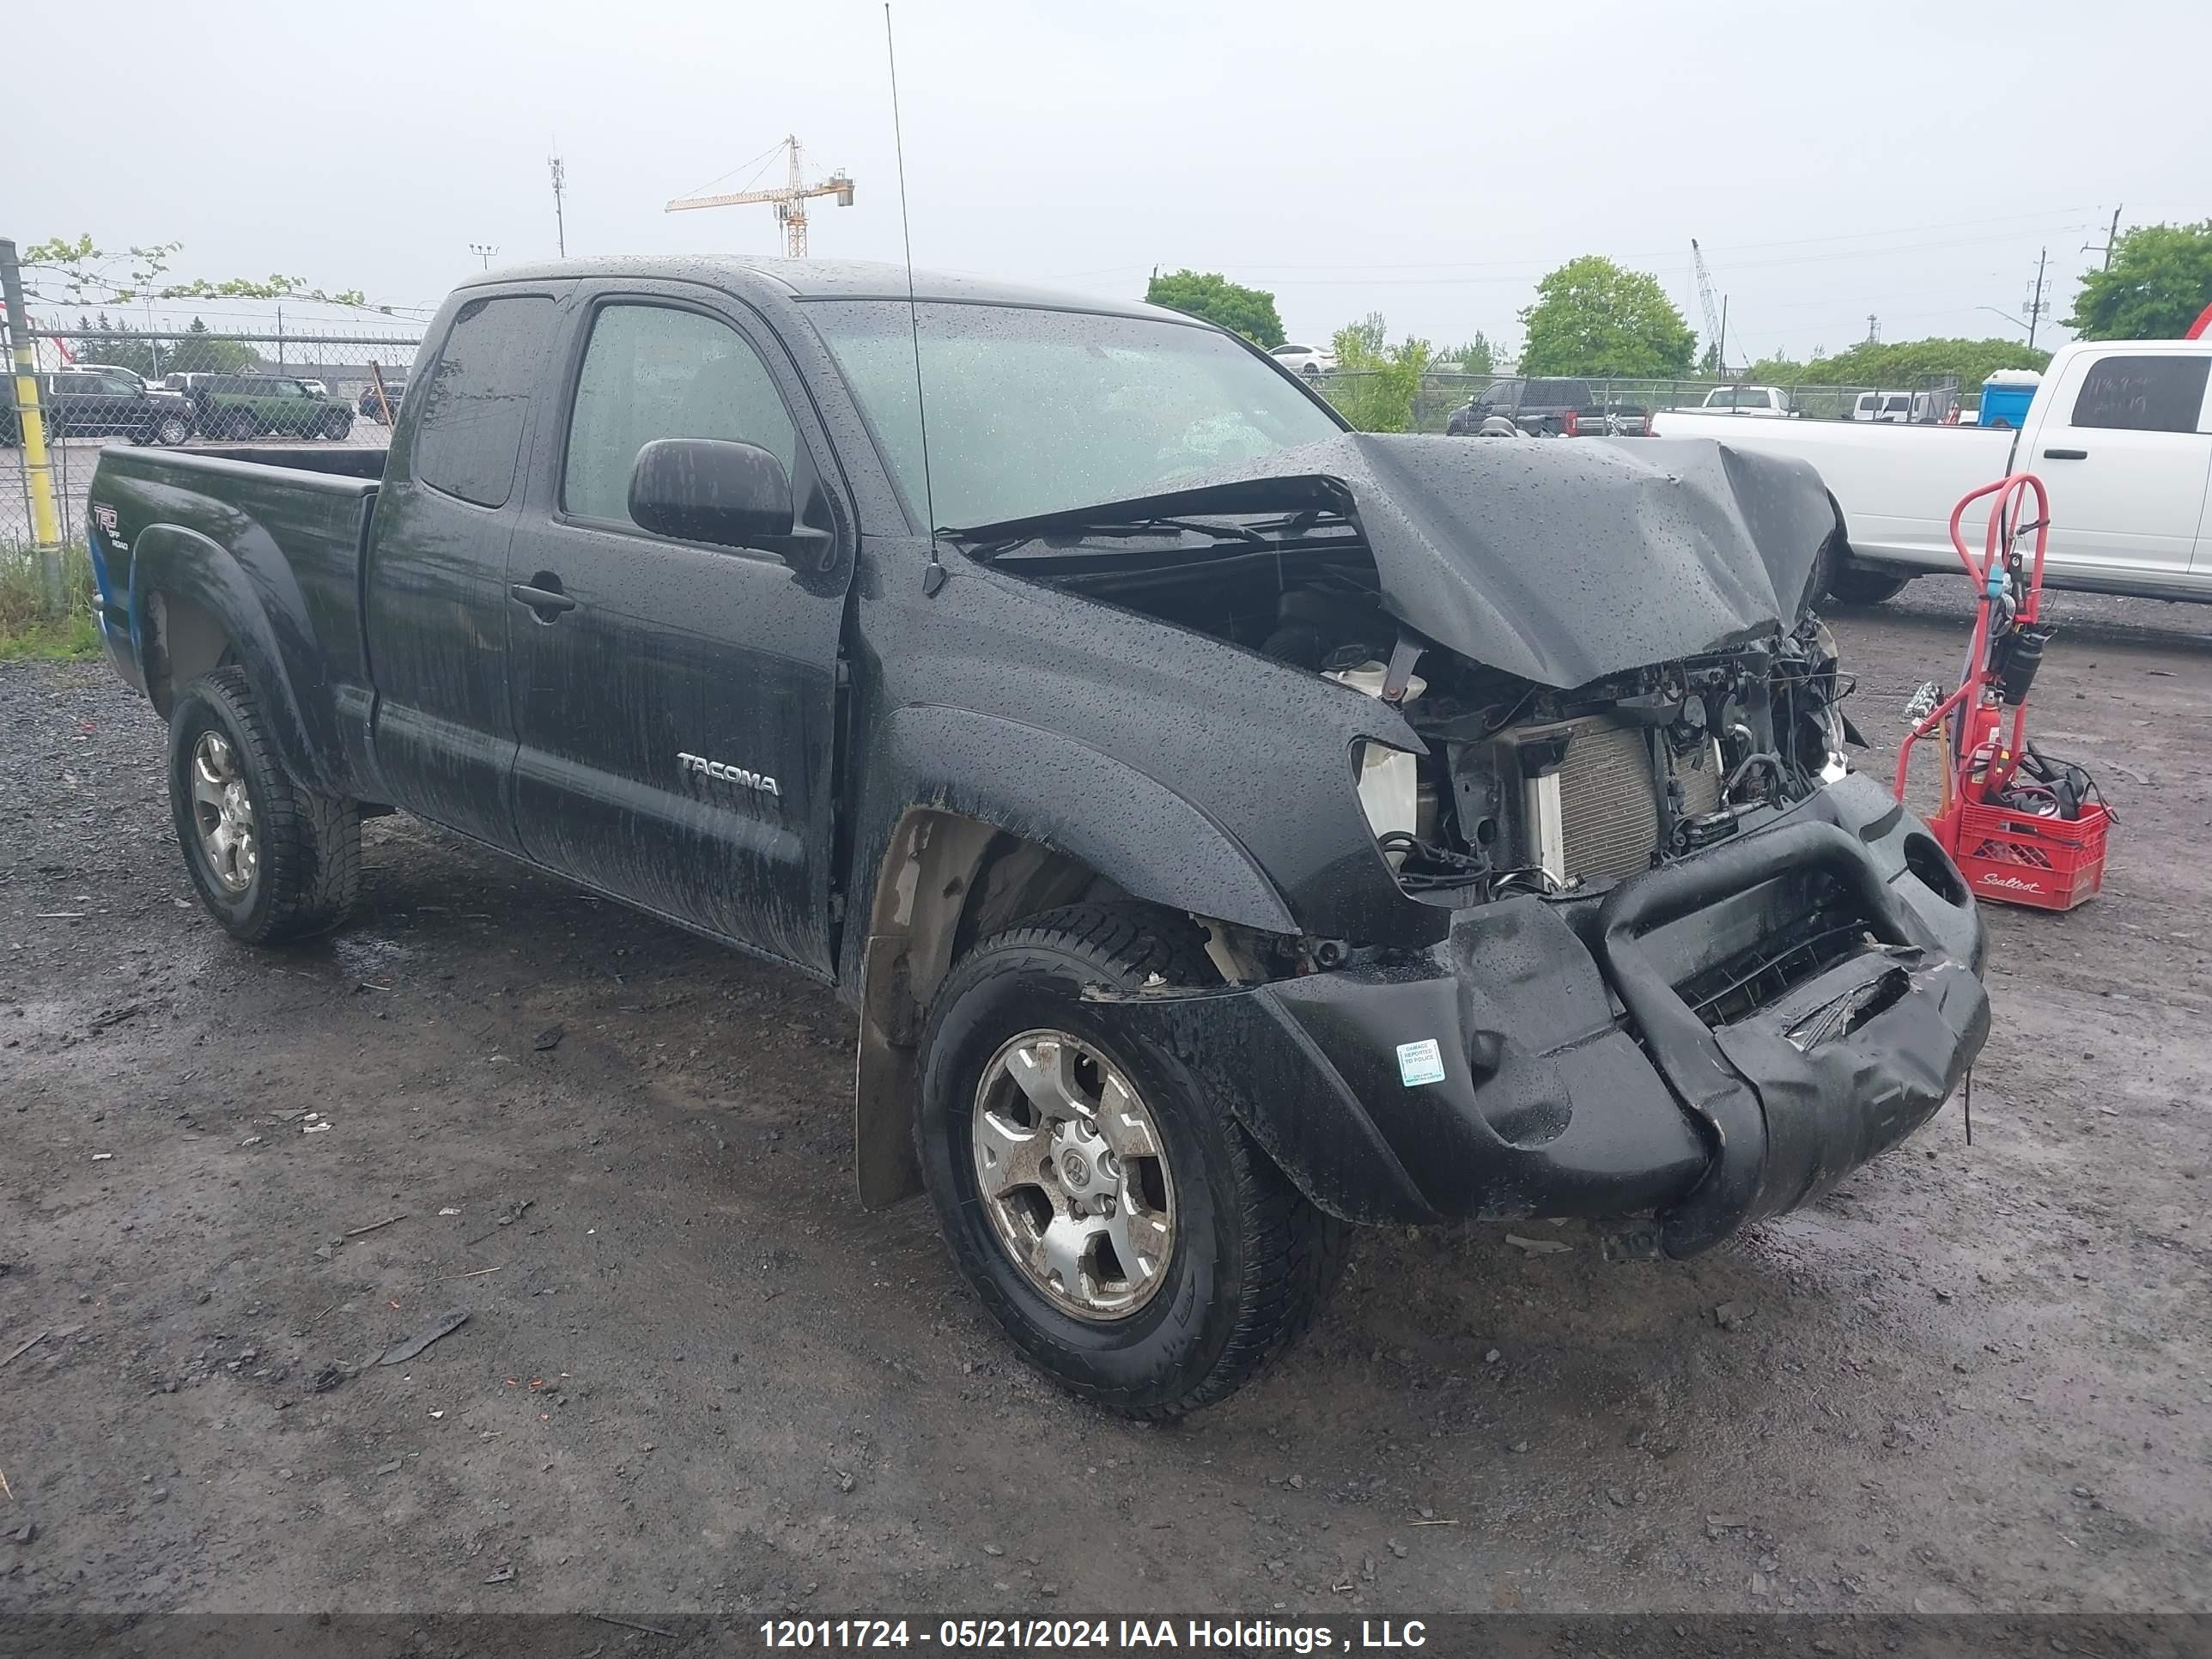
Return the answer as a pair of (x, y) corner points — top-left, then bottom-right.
(1446, 377), (1651, 438)
(358, 379), (407, 421)
(1849, 390), (1949, 424)
(1268, 343), (1334, 376)
(76, 362), (155, 392)
(193, 374), (355, 441)
(1684, 385), (1796, 417)
(0, 368), (195, 447)
(1655, 339), (2212, 605)
(297, 378), (330, 398)
(83, 255), (1990, 1416)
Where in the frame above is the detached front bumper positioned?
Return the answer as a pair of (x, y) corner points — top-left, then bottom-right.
(1109, 774), (1990, 1256)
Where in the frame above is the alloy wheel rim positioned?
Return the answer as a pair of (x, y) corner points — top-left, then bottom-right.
(190, 731), (257, 894)
(970, 1029), (1176, 1322)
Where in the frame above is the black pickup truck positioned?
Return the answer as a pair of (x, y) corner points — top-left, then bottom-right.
(1445, 376), (1653, 438)
(86, 258), (1990, 1416)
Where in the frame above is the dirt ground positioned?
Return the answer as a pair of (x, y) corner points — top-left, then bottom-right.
(3, 581), (2209, 1621)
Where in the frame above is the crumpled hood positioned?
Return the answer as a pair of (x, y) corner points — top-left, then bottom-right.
(952, 433), (1838, 689)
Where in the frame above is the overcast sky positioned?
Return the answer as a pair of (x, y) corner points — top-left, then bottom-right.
(20, 0), (2211, 361)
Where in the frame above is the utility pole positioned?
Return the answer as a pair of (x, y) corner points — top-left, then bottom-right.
(2085, 205), (2122, 270)
(469, 243), (499, 271)
(1717, 295), (1729, 379)
(2026, 246), (2050, 351)
(550, 155), (568, 258)
(0, 239), (64, 616)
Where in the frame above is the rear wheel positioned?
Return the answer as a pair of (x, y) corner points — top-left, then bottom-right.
(321, 410), (353, 441)
(167, 666), (361, 944)
(219, 407), (258, 441)
(918, 904), (1345, 1417)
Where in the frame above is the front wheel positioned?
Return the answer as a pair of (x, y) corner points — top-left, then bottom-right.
(167, 666), (362, 944)
(321, 411), (353, 441)
(153, 414), (192, 446)
(918, 905), (1345, 1417)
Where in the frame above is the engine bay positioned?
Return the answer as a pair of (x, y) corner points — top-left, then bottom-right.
(969, 505), (1857, 903)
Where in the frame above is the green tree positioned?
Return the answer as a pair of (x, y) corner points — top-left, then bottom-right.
(171, 319), (258, 374)
(1438, 332), (1494, 375)
(1142, 270), (1285, 348)
(1738, 353), (1812, 384)
(1797, 337), (2047, 394)
(1323, 313), (1431, 432)
(70, 314), (258, 379)
(2064, 221), (2212, 340)
(70, 314), (162, 379)
(1519, 256), (1697, 377)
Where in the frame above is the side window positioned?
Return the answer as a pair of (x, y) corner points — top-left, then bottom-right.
(2069, 355), (2211, 434)
(561, 303), (799, 530)
(414, 295), (558, 509)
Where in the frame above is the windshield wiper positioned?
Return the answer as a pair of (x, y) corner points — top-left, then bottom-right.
(963, 515), (1269, 563)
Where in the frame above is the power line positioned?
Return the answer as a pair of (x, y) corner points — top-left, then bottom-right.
(1147, 205), (2110, 276)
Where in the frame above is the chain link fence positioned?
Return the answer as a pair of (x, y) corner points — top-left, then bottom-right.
(1312, 370), (1969, 434)
(3, 324), (422, 560)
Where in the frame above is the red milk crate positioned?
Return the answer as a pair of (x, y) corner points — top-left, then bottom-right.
(1931, 797), (2111, 912)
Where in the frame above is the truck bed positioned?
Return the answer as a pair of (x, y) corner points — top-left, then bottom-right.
(87, 445), (386, 775)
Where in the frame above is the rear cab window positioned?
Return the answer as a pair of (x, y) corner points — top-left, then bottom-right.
(413, 295), (560, 509)
(2069, 354), (2212, 433)
(1527, 380), (1592, 405)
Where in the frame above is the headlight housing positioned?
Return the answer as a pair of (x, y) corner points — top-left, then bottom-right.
(1352, 739), (1420, 866)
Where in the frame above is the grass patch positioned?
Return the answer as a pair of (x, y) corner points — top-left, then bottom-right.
(0, 543), (102, 661)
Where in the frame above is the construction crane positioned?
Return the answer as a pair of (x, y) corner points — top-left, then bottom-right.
(1690, 238), (1729, 377)
(665, 135), (854, 258)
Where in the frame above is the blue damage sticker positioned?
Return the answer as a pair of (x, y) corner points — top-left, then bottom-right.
(1395, 1038), (1447, 1087)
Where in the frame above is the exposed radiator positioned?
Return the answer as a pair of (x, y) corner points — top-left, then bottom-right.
(1556, 719), (1661, 882)
(1518, 716), (1718, 886)
(1522, 720), (1663, 889)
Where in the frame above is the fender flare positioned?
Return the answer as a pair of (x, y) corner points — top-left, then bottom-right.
(130, 522), (345, 797)
(848, 707), (1301, 1208)
(880, 706), (1296, 933)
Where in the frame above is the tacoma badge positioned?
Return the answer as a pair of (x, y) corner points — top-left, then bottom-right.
(678, 751), (781, 798)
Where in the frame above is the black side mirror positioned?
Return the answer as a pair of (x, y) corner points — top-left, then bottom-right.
(628, 437), (794, 548)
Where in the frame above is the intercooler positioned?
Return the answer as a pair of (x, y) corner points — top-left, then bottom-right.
(1517, 717), (1722, 886)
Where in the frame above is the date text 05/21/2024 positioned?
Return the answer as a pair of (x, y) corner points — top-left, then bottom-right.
(757, 1619), (1430, 1650)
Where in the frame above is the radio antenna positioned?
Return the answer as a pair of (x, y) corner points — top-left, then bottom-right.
(884, 3), (944, 590)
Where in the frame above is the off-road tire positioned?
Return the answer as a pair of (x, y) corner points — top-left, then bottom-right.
(167, 666), (361, 944)
(1823, 562), (1912, 607)
(918, 903), (1346, 1418)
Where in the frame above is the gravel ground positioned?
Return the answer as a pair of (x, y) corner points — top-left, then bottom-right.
(1, 582), (2209, 1620)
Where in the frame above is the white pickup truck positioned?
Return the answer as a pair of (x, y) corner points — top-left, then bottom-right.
(1687, 384), (1796, 417)
(1653, 339), (2212, 605)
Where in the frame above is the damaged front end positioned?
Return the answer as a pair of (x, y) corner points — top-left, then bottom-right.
(947, 434), (1990, 1254)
